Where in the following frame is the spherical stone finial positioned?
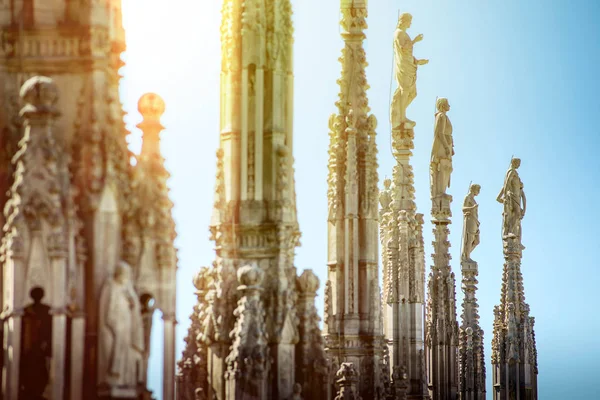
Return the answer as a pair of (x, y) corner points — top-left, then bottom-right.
(19, 76), (59, 116)
(237, 263), (264, 288)
(297, 269), (320, 294)
(138, 92), (165, 121)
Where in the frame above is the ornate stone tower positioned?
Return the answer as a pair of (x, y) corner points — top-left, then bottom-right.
(491, 158), (538, 400)
(0, 2), (178, 399)
(425, 97), (459, 400)
(128, 93), (178, 400)
(322, 0), (385, 398)
(175, 0), (327, 399)
(379, 12), (429, 400)
(458, 184), (486, 400)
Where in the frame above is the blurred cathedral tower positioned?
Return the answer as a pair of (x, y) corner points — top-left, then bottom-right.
(0, 2), (177, 400)
(175, 0), (327, 399)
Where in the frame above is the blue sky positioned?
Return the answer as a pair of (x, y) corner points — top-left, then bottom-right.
(120, 1), (600, 399)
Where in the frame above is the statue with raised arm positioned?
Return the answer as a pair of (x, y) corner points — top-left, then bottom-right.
(496, 158), (526, 242)
(390, 13), (429, 130)
(461, 184), (481, 262)
(430, 98), (454, 200)
(98, 261), (145, 394)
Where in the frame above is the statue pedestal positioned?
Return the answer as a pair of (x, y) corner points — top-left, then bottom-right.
(503, 234), (525, 254)
(431, 194), (452, 222)
(460, 259), (478, 272)
(391, 125), (415, 161)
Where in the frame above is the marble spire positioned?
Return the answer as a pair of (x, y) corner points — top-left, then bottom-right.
(323, 0), (385, 398)
(491, 158), (538, 400)
(425, 97), (459, 400)
(379, 11), (428, 400)
(458, 184), (486, 400)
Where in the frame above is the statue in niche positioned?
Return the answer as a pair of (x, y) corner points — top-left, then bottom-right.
(98, 261), (145, 391)
(19, 287), (52, 400)
(390, 13), (428, 130)
(497, 158), (526, 243)
(461, 184), (481, 262)
(430, 97), (454, 199)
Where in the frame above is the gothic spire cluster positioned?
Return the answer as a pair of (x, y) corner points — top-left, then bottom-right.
(172, 2), (539, 400)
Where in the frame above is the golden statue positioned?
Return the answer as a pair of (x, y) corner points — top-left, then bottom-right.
(390, 13), (429, 130)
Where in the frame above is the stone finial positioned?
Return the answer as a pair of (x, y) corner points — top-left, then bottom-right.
(237, 263), (264, 288)
(137, 92), (166, 157)
(138, 92), (166, 121)
(19, 76), (60, 117)
(296, 269), (320, 294)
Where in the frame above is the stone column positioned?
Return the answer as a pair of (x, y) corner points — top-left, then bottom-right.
(70, 312), (86, 400)
(3, 311), (23, 400)
(49, 235), (68, 400)
(163, 312), (176, 400)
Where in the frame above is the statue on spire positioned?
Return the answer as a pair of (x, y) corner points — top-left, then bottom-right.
(430, 97), (454, 202)
(496, 157), (526, 243)
(461, 184), (481, 263)
(390, 13), (429, 130)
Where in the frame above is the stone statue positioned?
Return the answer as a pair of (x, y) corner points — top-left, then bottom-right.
(390, 13), (428, 130)
(20, 287), (52, 400)
(98, 261), (145, 392)
(461, 184), (481, 262)
(496, 158), (526, 241)
(430, 98), (454, 199)
(379, 178), (392, 210)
